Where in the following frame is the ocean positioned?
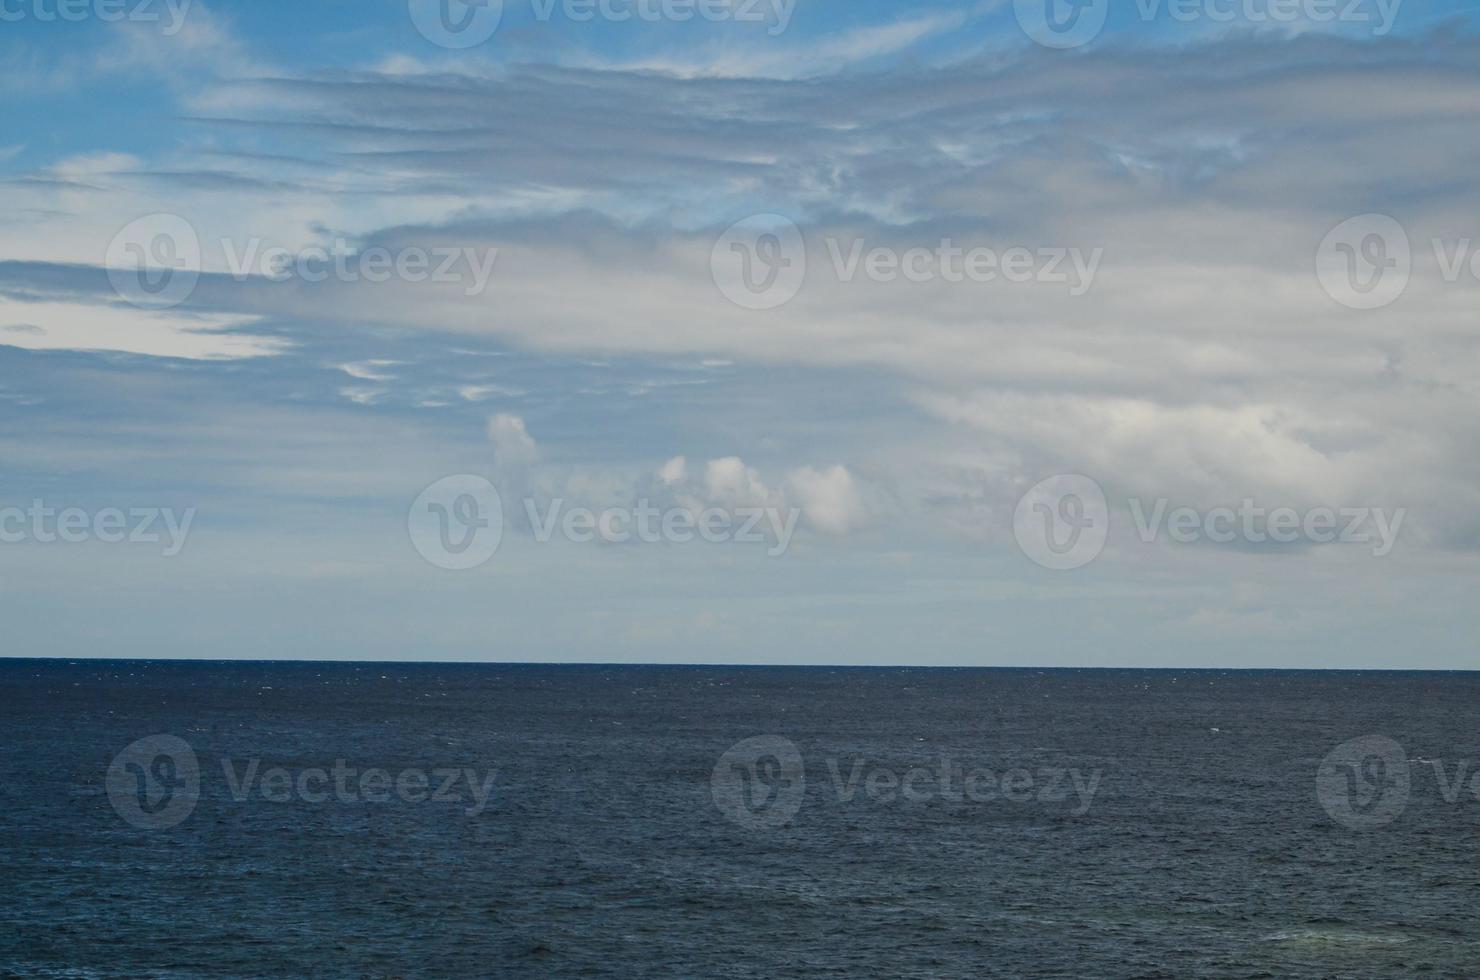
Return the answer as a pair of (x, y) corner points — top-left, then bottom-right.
(1, 660), (1477, 978)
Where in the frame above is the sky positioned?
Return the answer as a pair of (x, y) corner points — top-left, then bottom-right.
(2, 0), (1479, 668)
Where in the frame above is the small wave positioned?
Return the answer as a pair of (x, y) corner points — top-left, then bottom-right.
(1263, 928), (1413, 947)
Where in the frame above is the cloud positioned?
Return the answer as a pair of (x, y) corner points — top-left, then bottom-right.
(0, 295), (284, 361)
(337, 360), (399, 381)
(658, 456), (688, 484)
(339, 387), (386, 406)
(787, 465), (871, 535)
(496, 444), (879, 546)
(5, 27), (1480, 557)
(488, 413), (539, 467)
(457, 383), (523, 402)
(703, 457), (777, 508)
(598, 10), (973, 79)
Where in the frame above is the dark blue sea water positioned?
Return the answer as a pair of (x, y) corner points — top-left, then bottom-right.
(2, 660), (1478, 978)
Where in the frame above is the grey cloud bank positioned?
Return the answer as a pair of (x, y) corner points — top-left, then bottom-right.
(10, 34), (1478, 554)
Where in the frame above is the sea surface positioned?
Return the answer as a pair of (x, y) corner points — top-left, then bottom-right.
(2, 660), (1478, 979)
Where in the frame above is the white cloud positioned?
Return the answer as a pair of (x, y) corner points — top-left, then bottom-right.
(458, 384), (521, 402)
(599, 10), (972, 79)
(488, 413), (539, 467)
(339, 387), (386, 406)
(704, 457), (775, 507)
(8, 31), (1480, 560)
(0, 297), (283, 361)
(787, 465), (871, 535)
(338, 361), (399, 382)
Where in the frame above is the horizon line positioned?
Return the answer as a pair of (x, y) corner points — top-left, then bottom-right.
(1, 656), (1476, 673)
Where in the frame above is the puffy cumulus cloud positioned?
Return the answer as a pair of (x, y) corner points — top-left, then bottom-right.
(703, 457), (775, 508)
(916, 391), (1382, 506)
(488, 413), (539, 467)
(786, 465), (871, 535)
(484, 422), (878, 544)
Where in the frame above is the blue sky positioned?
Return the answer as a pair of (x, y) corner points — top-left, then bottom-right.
(3, 0), (1480, 667)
